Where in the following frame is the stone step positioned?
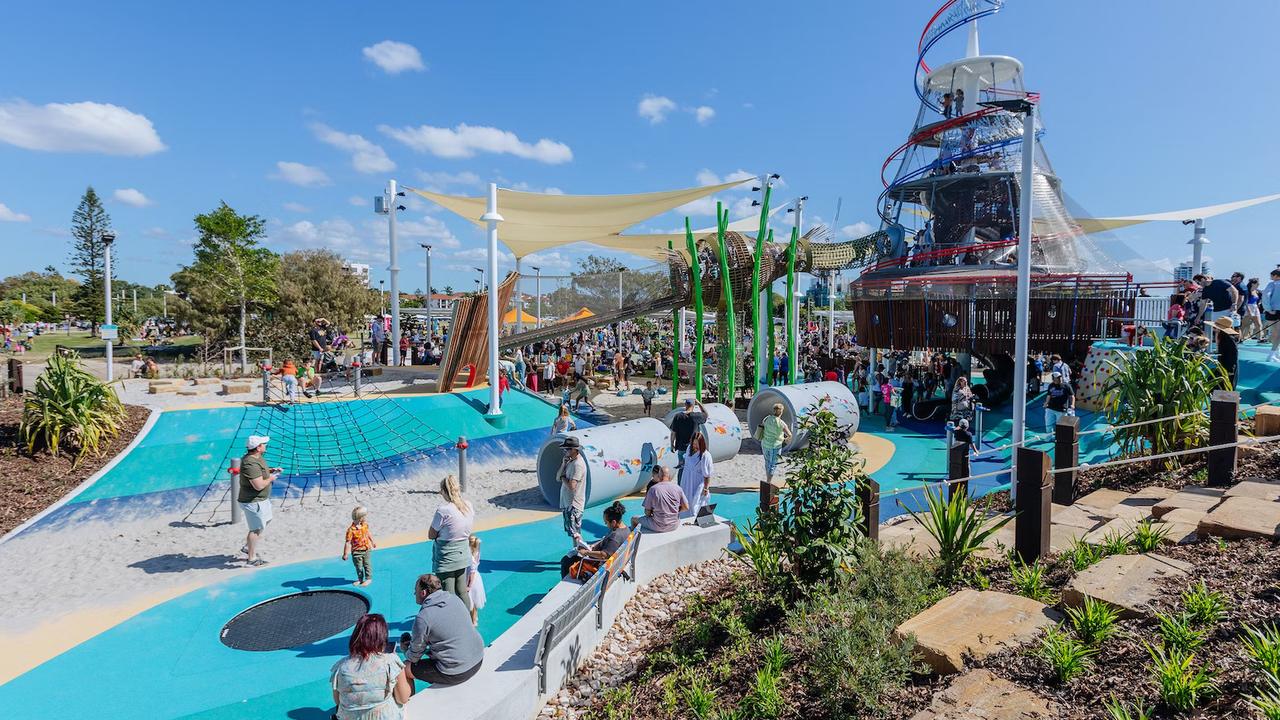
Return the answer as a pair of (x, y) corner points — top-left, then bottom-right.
(1256, 405), (1280, 436)
(1151, 487), (1226, 518)
(1051, 503), (1108, 531)
(909, 669), (1056, 720)
(1198, 495), (1280, 540)
(1225, 479), (1280, 502)
(1063, 553), (1192, 619)
(221, 382), (254, 394)
(894, 589), (1060, 675)
(1107, 486), (1174, 521)
(192, 377), (222, 386)
(1074, 488), (1130, 517)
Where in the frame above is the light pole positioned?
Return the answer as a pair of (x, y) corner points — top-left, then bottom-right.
(480, 182), (503, 417)
(420, 243), (433, 334)
(379, 280), (386, 316)
(132, 288), (137, 314)
(474, 267), (485, 292)
(530, 265), (542, 328)
(1186, 219), (1208, 277)
(102, 232), (115, 381)
(1010, 99), (1037, 494)
(386, 180), (405, 366)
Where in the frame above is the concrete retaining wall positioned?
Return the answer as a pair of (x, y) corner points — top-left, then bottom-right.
(407, 519), (732, 720)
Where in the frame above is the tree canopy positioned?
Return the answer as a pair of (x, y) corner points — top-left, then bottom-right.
(68, 187), (113, 323)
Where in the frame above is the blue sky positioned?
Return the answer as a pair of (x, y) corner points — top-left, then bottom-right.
(2, 0), (1278, 291)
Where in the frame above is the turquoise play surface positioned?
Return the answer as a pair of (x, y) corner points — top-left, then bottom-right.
(3, 346), (1276, 718)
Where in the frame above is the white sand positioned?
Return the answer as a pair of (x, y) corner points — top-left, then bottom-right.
(0, 386), (766, 635)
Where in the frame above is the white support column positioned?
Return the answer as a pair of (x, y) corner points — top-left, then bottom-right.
(1010, 103), (1037, 499)
(388, 179), (402, 366)
(481, 183), (504, 416)
(424, 244), (433, 335)
(535, 267), (542, 328)
(104, 237), (114, 381)
(828, 271), (835, 353)
(1189, 219), (1207, 276)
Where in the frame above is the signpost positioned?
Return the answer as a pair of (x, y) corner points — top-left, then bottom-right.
(100, 324), (119, 341)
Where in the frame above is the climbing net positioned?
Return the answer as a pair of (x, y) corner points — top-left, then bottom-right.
(184, 368), (455, 525)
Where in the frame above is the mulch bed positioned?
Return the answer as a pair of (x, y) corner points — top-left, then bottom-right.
(0, 396), (150, 535)
(980, 537), (1280, 718)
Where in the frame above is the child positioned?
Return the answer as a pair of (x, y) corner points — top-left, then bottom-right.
(640, 381), (656, 416)
(467, 535), (486, 626)
(1164, 293), (1186, 339)
(341, 506), (376, 587)
(298, 358), (321, 398)
(274, 359), (299, 403)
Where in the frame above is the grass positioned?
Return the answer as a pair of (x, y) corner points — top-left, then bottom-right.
(1249, 672), (1280, 720)
(1097, 529), (1132, 556)
(1131, 520), (1170, 553)
(1064, 597), (1121, 646)
(1181, 581), (1228, 626)
(1066, 537), (1104, 571)
(1009, 557), (1054, 603)
(1104, 696), (1154, 720)
(1146, 643), (1217, 712)
(682, 674), (718, 719)
(1038, 626), (1096, 683)
(10, 329), (202, 362)
(906, 485), (1012, 583)
(1242, 623), (1280, 678)
(1156, 611), (1207, 653)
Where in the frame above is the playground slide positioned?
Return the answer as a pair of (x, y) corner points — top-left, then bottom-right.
(972, 352), (1016, 407)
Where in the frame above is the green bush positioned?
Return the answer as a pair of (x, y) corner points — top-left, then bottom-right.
(1242, 623), (1280, 678)
(18, 351), (127, 464)
(1064, 597), (1121, 646)
(740, 665), (785, 719)
(1181, 581), (1228, 626)
(1096, 529), (1132, 556)
(793, 540), (941, 716)
(1146, 643), (1217, 712)
(772, 404), (866, 590)
(1130, 520), (1170, 553)
(1157, 611), (1207, 653)
(1249, 671), (1280, 720)
(1038, 625), (1096, 683)
(730, 519), (781, 587)
(1010, 557), (1054, 603)
(1102, 336), (1230, 466)
(1066, 537), (1103, 571)
(906, 485), (1012, 583)
(682, 674), (717, 719)
(1104, 696), (1153, 720)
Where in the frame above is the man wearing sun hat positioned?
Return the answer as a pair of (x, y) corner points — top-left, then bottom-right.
(238, 435), (281, 566)
(557, 436), (588, 550)
(1213, 315), (1239, 389)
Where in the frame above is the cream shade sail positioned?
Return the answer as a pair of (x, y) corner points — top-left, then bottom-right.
(408, 180), (749, 259)
(588, 207), (788, 262)
(1070, 192), (1280, 235)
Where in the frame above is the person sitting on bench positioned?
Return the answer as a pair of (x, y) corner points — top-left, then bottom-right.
(560, 501), (630, 580)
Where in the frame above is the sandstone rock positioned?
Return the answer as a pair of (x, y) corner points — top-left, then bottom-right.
(909, 669), (1056, 719)
(1051, 503), (1107, 531)
(881, 518), (940, 558)
(1106, 486), (1175, 521)
(148, 382), (179, 394)
(1049, 523), (1091, 553)
(192, 377), (222, 386)
(1256, 405), (1280, 437)
(1152, 487), (1225, 518)
(1063, 553), (1192, 618)
(894, 590), (1060, 674)
(1154, 521), (1198, 545)
(1082, 516), (1142, 545)
(177, 389), (199, 396)
(1198, 496), (1280, 540)
(221, 382), (253, 395)
(1076, 488), (1130, 516)
(1225, 479), (1280, 502)
(1159, 508), (1206, 525)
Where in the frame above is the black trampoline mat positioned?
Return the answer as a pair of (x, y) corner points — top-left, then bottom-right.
(220, 590), (370, 651)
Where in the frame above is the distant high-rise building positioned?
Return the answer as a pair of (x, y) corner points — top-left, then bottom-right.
(346, 263), (371, 287)
(1173, 260), (1208, 283)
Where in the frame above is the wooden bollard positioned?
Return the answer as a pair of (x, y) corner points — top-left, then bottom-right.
(759, 480), (778, 513)
(1014, 447), (1052, 564)
(858, 478), (880, 542)
(948, 440), (970, 501)
(1053, 414), (1080, 505)
(1207, 389), (1239, 487)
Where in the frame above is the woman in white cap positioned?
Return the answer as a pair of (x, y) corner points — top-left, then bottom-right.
(238, 435), (281, 566)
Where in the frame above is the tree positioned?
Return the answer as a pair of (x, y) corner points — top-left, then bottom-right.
(174, 202), (279, 372)
(68, 187), (113, 327)
(273, 249), (378, 341)
(1, 269), (80, 322)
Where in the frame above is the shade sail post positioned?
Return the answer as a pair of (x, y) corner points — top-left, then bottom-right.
(481, 182), (504, 417)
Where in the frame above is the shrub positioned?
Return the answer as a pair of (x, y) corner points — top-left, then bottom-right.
(1010, 557), (1054, 603)
(1157, 612), (1207, 653)
(1249, 672), (1280, 720)
(18, 350), (127, 464)
(1104, 696), (1153, 720)
(598, 686), (635, 720)
(773, 404), (866, 590)
(1102, 336), (1230, 467)
(1066, 537), (1103, 571)
(740, 665), (785, 719)
(1130, 520), (1170, 553)
(1146, 643), (1217, 712)
(1038, 625), (1096, 683)
(730, 518), (781, 588)
(682, 674), (717, 719)
(761, 635), (788, 676)
(1181, 581), (1228, 626)
(1242, 623), (1280, 678)
(795, 540), (941, 716)
(1064, 597), (1120, 646)
(1096, 529), (1132, 557)
(906, 485), (1013, 583)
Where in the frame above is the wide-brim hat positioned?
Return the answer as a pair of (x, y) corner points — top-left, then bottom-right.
(1213, 316), (1239, 336)
(560, 436), (581, 449)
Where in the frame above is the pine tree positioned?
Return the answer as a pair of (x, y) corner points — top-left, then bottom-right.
(69, 187), (113, 326)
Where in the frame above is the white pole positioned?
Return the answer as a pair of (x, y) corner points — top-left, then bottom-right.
(1189, 219), (1207, 276)
(535, 267), (542, 328)
(162, 292), (166, 318)
(388, 179), (402, 366)
(132, 288), (137, 314)
(515, 258), (524, 333)
(828, 272), (835, 353)
(1010, 102), (1037, 496)
(755, 171), (769, 389)
(790, 197), (804, 377)
(481, 182), (503, 415)
(423, 243), (433, 335)
(51, 290), (57, 306)
(104, 237), (114, 381)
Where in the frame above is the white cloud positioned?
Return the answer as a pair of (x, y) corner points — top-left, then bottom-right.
(0, 202), (31, 222)
(0, 100), (165, 156)
(273, 217), (383, 263)
(839, 221), (874, 239)
(522, 250), (573, 272)
(447, 247), (516, 265)
(509, 181), (564, 195)
(143, 227), (168, 238)
(415, 169), (482, 191)
(271, 161), (331, 187)
(637, 94), (677, 124)
(396, 215), (460, 248)
(696, 168), (755, 188)
(112, 188), (153, 207)
(693, 106), (716, 125)
(380, 123), (572, 164)
(362, 40), (426, 74)
(283, 202), (311, 213)
(348, 195), (368, 207)
(311, 123), (395, 173)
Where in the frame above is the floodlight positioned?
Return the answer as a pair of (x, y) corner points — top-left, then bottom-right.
(102, 232), (116, 245)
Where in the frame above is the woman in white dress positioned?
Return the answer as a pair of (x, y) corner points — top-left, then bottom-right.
(678, 432), (713, 518)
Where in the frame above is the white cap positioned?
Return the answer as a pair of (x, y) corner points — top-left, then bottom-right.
(246, 435), (271, 450)
(1051, 371), (1062, 378)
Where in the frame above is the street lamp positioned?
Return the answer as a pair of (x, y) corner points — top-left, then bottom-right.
(419, 243), (433, 334)
(375, 183), (406, 365)
(102, 232), (116, 381)
(473, 267), (485, 292)
(379, 279), (386, 316)
(529, 265), (542, 328)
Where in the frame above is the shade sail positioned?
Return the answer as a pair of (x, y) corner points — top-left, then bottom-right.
(588, 204), (790, 262)
(408, 180), (749, 259)
(561, 307), (595, 322)
(502, 307), (541, 324)
(1073, 192), (1280, 234)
